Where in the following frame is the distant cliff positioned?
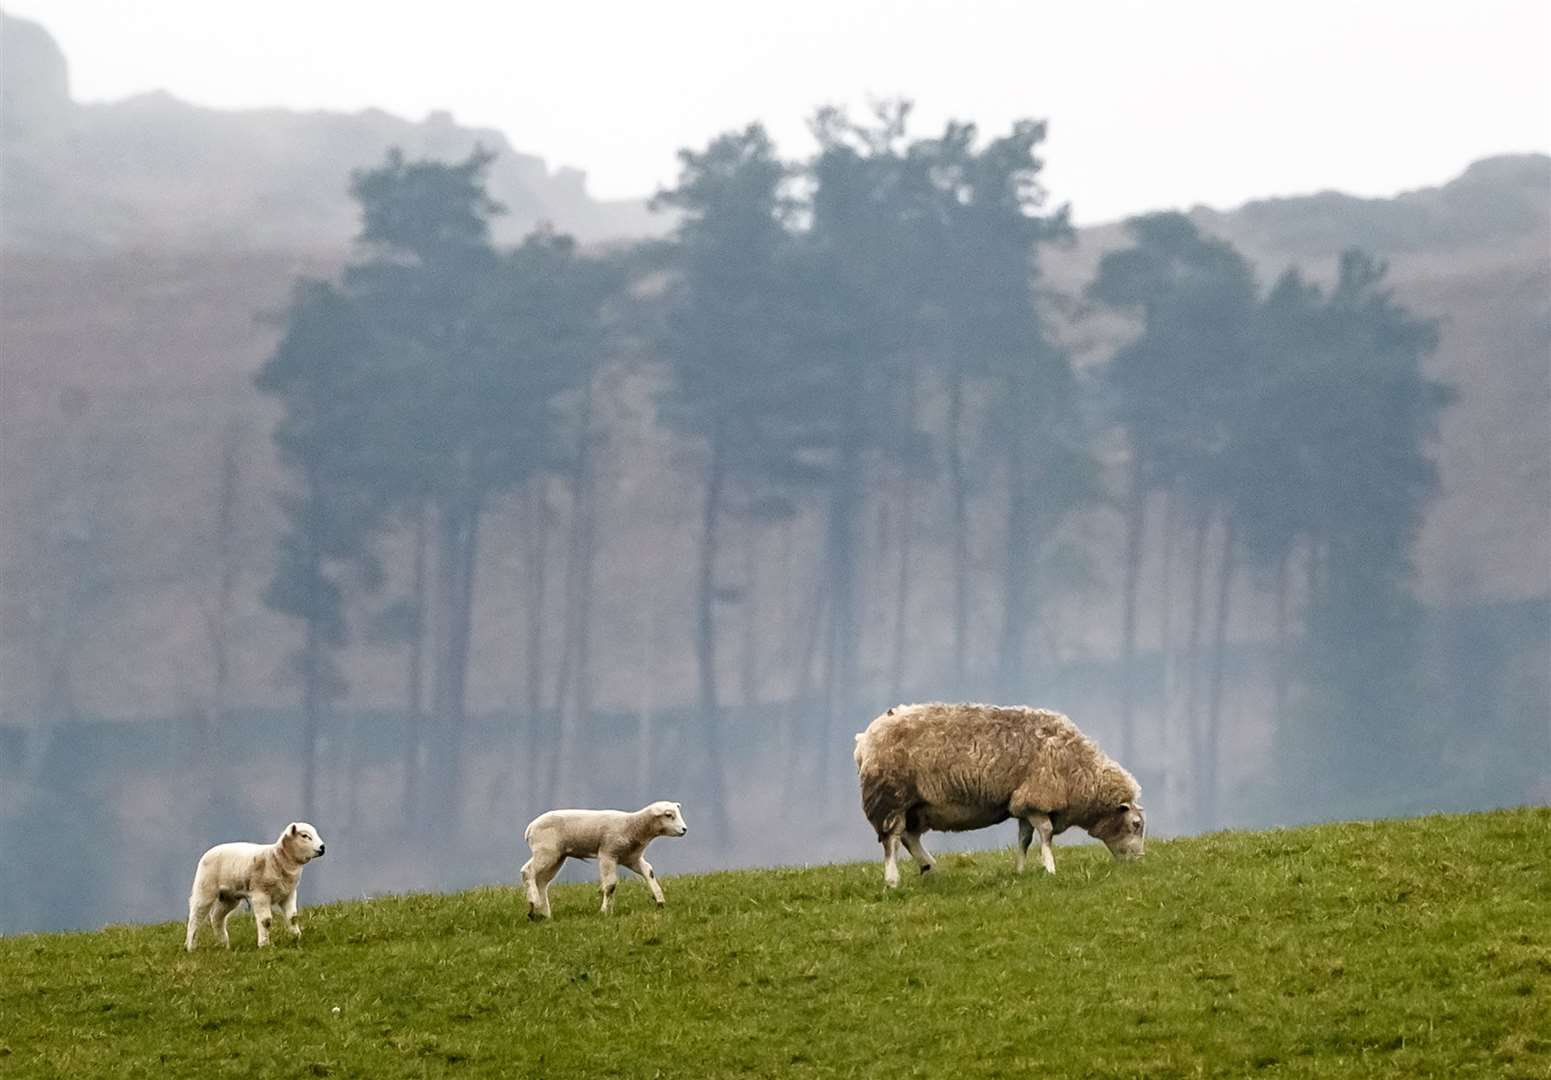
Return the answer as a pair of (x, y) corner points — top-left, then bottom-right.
(0, 11), (662, 252)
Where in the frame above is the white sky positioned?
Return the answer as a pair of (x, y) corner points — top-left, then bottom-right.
(8, 0), (1550, 223)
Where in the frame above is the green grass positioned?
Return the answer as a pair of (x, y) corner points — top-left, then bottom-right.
(2, 808), (1548, 1079)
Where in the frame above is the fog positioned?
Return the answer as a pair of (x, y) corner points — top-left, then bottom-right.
(1, 8), (1547, 935)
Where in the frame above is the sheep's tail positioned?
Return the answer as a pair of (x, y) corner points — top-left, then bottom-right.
(855, 751), (909, 840)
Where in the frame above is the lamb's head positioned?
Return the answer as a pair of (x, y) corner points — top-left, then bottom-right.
(279, 821), (327, 862)
(645, 801), (688, 838)
(1088, 803), (1145, 860)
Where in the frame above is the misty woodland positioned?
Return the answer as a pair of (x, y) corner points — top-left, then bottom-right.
(3, 19), (1548, 935)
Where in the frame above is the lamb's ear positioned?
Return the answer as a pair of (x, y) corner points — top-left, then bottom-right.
(289, 823), (300, 836)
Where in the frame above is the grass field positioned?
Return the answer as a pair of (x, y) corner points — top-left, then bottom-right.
(1, 807), (1547, 1078)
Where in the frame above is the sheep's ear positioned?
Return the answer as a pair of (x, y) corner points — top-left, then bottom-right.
(289, 823), (300, 836)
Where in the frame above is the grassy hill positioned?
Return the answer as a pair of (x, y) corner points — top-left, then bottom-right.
(2, 807), (1547, 1078)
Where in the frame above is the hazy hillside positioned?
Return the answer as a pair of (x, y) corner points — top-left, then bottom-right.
(1044, 153), (1551, 608)
(1, 8), (1546, 731)
(2, 808), (1547, 1078)
(0, 11), (662, 252)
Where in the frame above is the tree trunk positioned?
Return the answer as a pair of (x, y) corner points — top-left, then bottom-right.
(299, 463), (325, 815)
(890, 366), (918, 703)
(1118, 450), (1147, 765)
(945, 360), (969, 694)
(820, 433), (863, 812)
(442, 492), (482, 824)
(522, 478), (549, 813)
(205, 419), (243, 732)
(740, 484), (760, 709)
(636, 570), (659, 798)
(996, 389), (1035, 701)
(426, 482), (480, 830)
(571, 437), (597, 788)
(550, 377), (596, 805)
(782, 569), (830, 804)
(1272, 543), (1291, 740)
(1202, 514), (1237, 829)
(889, 487), (913, 703)
(696, 430), (729, 853)
(301, 607), (321, 816)
(1157, 489), (1176, 785)
(403, 498), (428, 823)
(1183, 504), (1210, 828)
(427, 502), (456, 810)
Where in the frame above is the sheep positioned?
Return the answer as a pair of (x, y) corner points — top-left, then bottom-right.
(185, 822), (326, 950)
(520, 801), (688, 919)
(854, 703), (1145, 887)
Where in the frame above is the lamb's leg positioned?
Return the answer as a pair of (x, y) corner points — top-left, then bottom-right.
(208, 896), (239, 948)
(525, 853), (563, 920)
(1016, 819), (1034, 873)
(598, 855), (619, 914)
(185, 892), (212, 952)
(283, 890), (302, 940)
(520, 857), (536, 909)
(627, 856), (665, 908)
(881, 835), (902, 889)
(901, 832), (937, 875)
(250, 893), (274, 948)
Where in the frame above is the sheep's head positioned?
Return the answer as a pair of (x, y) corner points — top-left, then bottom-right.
(647, 801), (688, 838)
(1089, 803), (1145, 860)
(281, 821), (327, 861)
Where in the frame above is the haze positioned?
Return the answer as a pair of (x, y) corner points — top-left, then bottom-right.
(2, 2), (1547, 938)
(10, 0), (1550, 220)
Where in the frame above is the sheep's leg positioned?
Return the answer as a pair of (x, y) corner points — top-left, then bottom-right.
(524, 853), (563, 920)
(1024, 812), (1056, 875)
(597, 855), (619, 914)
(881, 835), (902, 889)
(185, 893), (212, 952)
(208, 896), (239, 948)
(900, 832), (936, 875)
(627, 856), (665, 908)
(1016, 819), (1034, 873)
(250, 893), (275, 948)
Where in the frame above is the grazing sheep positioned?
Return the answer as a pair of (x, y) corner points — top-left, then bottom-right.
(521, 801), (687, 919)
(854, 703), (1145, 887)
(185, 822), (326, 950)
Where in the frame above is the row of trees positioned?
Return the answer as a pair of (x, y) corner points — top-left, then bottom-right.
(256, 104), (1452, 839)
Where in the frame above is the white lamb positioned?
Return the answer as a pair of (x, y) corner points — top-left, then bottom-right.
(185, 822), (326, 950)
(520, 801), (687, 919)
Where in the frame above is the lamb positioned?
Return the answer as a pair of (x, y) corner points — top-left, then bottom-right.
(854, 703), (1145, 887)
(520, 801), (688, 919)
(185, 822), (326, 950)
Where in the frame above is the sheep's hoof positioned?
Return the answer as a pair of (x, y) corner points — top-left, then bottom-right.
(655, 900), (665, 909)
(527, 908), (545, 922)
(919, 864), (935, 876)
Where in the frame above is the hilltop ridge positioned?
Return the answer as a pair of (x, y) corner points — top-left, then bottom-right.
(0, 10), (662, 252)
